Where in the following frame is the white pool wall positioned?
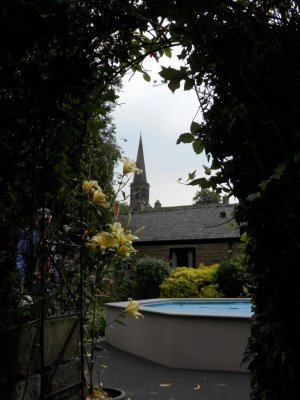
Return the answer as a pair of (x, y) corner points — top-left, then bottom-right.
(105, 298), (251, 372)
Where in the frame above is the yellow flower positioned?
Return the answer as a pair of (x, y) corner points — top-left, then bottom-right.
(108, 221), (124, 234)
(124, 298), (144, 319)
(82, 180), (99, 193)
(92, 188), (109, 208)
(122, 157), (142, 174)
(88, 387), (109, 399)
(114, 231), (139, 246)
(116, 243), (137, 256)
(90, 232), (117, 251)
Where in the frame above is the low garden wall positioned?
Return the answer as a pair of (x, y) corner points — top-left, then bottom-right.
(0, 316), (81, 400)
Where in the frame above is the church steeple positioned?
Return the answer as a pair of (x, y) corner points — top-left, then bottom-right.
(130, 135), (151, 211)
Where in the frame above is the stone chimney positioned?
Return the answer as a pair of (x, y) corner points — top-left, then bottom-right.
(154, 200), (162, 209)
(222, 196), (229, 204)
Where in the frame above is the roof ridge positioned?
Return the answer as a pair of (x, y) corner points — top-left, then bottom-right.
(131, 203), (237, 214)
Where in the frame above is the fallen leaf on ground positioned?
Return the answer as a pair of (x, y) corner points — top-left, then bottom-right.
(193, 384), (201, 390)
(160, 383), (173, 387)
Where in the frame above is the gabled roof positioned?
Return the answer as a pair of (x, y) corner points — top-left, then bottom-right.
(126, 203), (240, 243)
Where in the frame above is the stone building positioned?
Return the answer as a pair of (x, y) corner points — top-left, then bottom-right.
(128, 137), (241, 267)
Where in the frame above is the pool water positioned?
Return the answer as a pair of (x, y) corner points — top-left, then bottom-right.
(140, 299), (253, 317)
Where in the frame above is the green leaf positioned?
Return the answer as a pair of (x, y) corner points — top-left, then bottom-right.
(188, 177), (211, 188)
(228, 117), (236, 132)
(184, 78), (194, 91)
(273, 163), (286, 180)
(134, 64), (143, 73)
(164, 48), (172, 58)
(168, 80), (180, 93)
(192, 138), (204, 154)
(210, 158), (221, 170)
(123, 210), (131, 230)
(132, 226), (145, 237)
(188, 179), (202, 186)
(159, 66), (181, 81)
(190, 121), (201, 135)
(176, 133), (194, 144)
(143, 72), (151, 82)
(188, 170), (196, 181)
(258, 180), (268, 191)
(115, 318), (127, 326)
(293, 152), (300, 162)
(247, 192), (261, 201)
(203, 165), (211, 175)
(141, 35), (151, 43)
(94, 345), (104, 352)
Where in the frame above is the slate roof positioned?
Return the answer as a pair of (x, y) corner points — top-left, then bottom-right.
(125, 203), (240, 243)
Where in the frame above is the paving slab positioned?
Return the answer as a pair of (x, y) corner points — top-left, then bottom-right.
(97, 341), (250, 400)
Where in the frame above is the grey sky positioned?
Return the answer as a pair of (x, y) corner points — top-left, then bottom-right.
(113, 55), (208, 207)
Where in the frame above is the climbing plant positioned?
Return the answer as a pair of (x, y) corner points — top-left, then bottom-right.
(0, 0), (170, 330)
(142, 1), (300, 398)
(0, 3), (172, 397)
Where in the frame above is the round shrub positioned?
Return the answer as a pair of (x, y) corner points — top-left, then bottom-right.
(160, 263), (223, 298)
(215, 253), (248, 297)
(129, 256), (170, 300)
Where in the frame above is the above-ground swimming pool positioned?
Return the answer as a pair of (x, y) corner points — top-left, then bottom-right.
(140, 299), (253, 317)
(105, 298), (252, 372)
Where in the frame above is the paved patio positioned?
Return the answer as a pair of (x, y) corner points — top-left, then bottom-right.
(97, 341), (250, 400)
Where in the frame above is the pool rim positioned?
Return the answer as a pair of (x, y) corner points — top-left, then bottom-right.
(105, 297), (253, 319)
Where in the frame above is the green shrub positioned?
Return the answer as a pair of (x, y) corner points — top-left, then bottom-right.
(215, 253), (248, 297)
(160, 263), (223, 298)
(85, 300), (107, 339)
(127, 256), (170, 300)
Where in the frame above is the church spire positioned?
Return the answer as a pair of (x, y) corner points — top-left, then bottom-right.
(130, 135), (151, 211)
(133, 134), (147, 184)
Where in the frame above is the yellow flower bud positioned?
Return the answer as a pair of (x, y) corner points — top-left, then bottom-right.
(124, 298), (144, 319)
(122, 157), (142, 175)
(92, 188), (109, 208)
(116, 243), (136, 256)
(82, 180), (99, 193)
(108, 221), (124, 233)
(113, 202), (120, 219)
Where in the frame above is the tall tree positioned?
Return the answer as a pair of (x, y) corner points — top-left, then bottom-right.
(193, 189), (221, 204)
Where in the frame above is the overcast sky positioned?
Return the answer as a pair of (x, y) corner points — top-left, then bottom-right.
(113, 54), (209, 207)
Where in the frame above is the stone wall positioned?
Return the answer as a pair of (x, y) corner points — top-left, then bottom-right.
(0, 316), (81, 400)
(134, 241), (241, 266)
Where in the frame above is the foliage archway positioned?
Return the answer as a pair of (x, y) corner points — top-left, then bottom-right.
(1, 1), (300, 399)
(144, 1), (300, 398)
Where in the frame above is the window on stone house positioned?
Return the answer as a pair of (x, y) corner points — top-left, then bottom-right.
(169, 247), (195, 268)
